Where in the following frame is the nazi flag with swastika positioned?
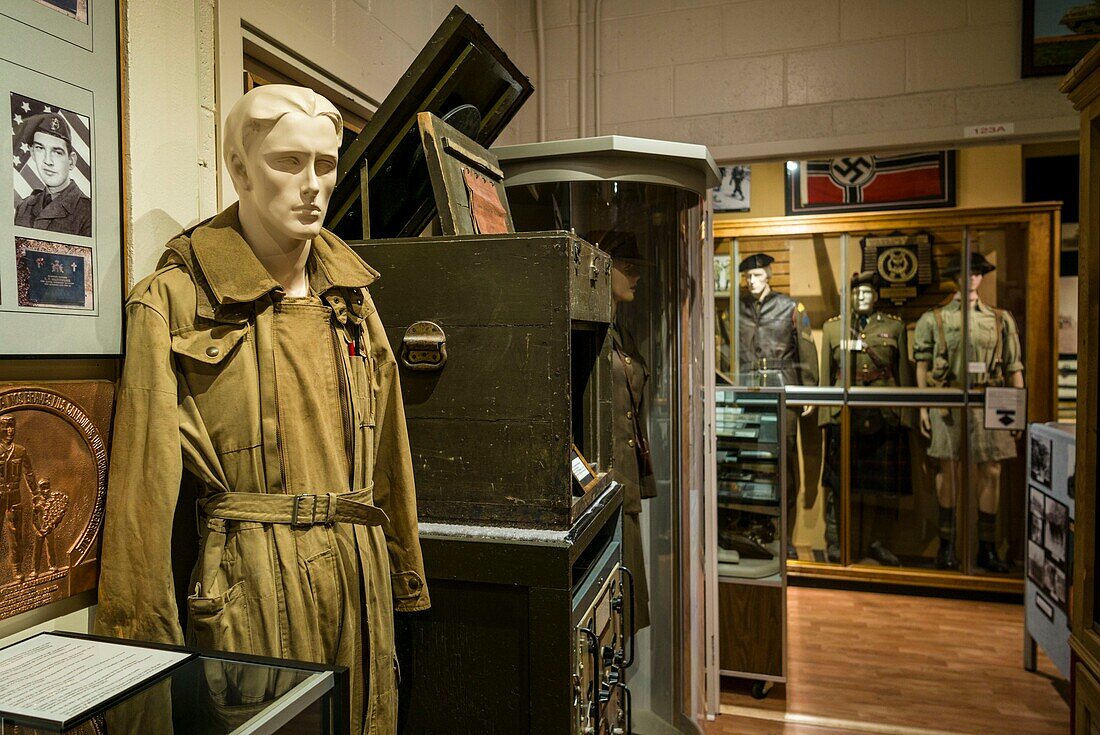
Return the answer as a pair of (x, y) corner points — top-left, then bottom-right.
(785, 150), (955, 216)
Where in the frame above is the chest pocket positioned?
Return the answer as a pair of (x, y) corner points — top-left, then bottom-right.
(171, 323), (261, 453)
(971, 317), (998, 353)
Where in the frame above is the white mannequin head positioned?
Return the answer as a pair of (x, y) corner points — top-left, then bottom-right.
(853, 283), (877, 314)
(223, 85), (342, 251)
(745, 266), (771, 298)
(955, 272), (983, 303)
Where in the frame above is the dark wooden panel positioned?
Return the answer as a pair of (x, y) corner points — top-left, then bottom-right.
(568, 241), (613, 324)
(718, 582), (783, 677)
(356, 236), (569, 327)
(409, 418), (571, 529)
(388, 326), (567, 420)
(396, 579), (530, 734)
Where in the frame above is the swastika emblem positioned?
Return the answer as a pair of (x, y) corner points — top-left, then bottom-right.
(828, 156), (876, 187)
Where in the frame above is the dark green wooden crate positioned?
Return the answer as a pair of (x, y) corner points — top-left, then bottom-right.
(352, 231), (613, 530)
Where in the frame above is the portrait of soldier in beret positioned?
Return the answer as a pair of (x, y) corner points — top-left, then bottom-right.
(11, 95), (92, 237)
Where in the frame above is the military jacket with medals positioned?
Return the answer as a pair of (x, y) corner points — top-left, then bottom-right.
(738, 290), (819, 387)
(95, 204), (428, 735)
(819, 310), (914, 430)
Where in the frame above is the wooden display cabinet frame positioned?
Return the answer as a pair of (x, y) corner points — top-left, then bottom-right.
(715, 203), (1061, 593)
(1062, 43), (1100, 722)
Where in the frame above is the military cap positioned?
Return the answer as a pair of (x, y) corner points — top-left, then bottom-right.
(943, 251), (995, 277)
(19, 112), (73, 153)
(738, 253), (774, 272)
(850, 270), (880, 289)
(590, 229), (644, 263)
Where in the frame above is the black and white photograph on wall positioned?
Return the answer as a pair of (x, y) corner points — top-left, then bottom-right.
(1030, 435), (1052, 486)
(1028, 541), (1046, 588)
(11, 92), (92, 237)
(33, 0), (89, 23)
(1029, 487), (1045, 544)
(1044, 495), (1068, 565)
(14, 237), (93, 309)
(712, 165), (750, 212)
(1044, 559), (1065, 611)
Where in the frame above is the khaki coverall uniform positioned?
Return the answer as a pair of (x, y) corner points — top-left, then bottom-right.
(95, 205), (429, 735)
(611, 324), (656, 633)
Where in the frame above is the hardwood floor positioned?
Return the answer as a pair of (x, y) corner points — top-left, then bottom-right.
(705, 586), (1069, 735)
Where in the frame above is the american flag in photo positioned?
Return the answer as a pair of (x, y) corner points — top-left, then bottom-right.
(11, 92), (92, 208)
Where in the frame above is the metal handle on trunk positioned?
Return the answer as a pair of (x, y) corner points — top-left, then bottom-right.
(401, 321), (448, 371)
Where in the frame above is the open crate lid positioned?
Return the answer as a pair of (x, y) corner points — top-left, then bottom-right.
(326, 5), (532, 241)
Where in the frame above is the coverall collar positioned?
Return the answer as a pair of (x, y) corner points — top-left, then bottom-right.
(188, 203), (378, 307)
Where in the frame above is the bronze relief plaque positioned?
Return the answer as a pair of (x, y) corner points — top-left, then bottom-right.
(0, 382), (113, 620)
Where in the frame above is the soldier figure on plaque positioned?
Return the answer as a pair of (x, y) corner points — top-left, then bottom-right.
(737, 253), (818, 557)
(28, 478), (68, 577)
(0, 415), (34, 582)
(820, 272), (913, 565)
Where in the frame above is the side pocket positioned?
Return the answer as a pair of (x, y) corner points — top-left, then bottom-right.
(188, 580), (255, 654)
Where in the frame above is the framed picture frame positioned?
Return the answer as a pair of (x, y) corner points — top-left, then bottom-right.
(712, 165), (750, 213)
(1022, 0), (1100, 77)
(0, 0), (121, 355)
(785, 151), (956, 216)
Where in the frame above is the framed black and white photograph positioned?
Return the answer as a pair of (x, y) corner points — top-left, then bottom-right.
(33, 0), (88, 24)
(714, 254), (730, 294)
(1, 0), (120, 355)
(1053, 566), (1067, 607)
(1029, 486), (1045, 544)
(11, 92), (91, 237)
(1043, 559), (1060, 602)
(1031, 435), (1052, 486)
(1028, 540), (1046, 588)
(1044, 494), (1068, 565)
(712, 165), (750, 213)
(1067, 443), (1076, 499)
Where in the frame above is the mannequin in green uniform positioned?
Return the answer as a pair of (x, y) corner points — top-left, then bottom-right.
(820, 272), (912, 565)
(914, 252), (1023, 573)
(602, 232), (655, 633)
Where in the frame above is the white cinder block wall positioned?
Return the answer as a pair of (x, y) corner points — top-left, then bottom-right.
(509, 0), (1078, 161)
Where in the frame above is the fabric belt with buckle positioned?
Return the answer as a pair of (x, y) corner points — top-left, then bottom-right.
(198, 486), (388, 527)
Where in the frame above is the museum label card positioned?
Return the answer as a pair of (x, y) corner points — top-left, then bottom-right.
(984, 387), (1027, 431)
(0, 633), (192, 726)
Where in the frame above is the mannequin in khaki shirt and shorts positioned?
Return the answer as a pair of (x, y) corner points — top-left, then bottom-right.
(913, 252), (1023, 573)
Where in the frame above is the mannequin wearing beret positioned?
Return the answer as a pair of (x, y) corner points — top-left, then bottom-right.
(737, 253), (818, 556)
(914, 252), (1023, 573)
(819, 272), (912, 566)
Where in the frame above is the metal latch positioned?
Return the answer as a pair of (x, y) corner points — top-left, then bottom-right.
(401, 321), (448, 371)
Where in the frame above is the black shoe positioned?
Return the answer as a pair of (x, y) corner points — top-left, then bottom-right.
(826, 543), (840, 563)
(977, 542), (1010, 573)
(869, 540), (901, 567)
(936, 538), (958, 570)
(787, 543), (798, 560)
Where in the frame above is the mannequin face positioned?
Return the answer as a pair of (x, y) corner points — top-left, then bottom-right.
(612, 259), (641, 303)
(230, 112), (340, 249)
(954, 272), (983, 302)
(745, 267), (770, 298)
(853, 284), (877, 314)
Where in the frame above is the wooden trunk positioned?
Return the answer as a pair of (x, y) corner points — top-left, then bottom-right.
(352, 231), (613, 530)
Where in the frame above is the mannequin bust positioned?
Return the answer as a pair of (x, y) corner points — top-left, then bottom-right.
(819, 272), (912, 566)
(95, 85), (428, 735)
(914, 252), (1023, 572)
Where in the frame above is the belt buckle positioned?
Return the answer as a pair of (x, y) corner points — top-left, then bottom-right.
(291, 494), (314, 526)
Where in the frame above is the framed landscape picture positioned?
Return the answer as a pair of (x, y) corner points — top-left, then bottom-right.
(1023, 0), (1100, 77)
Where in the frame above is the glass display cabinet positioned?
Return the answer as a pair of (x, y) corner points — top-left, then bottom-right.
(714, 378), (787, 699)
(714, 203), (1061, 592)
